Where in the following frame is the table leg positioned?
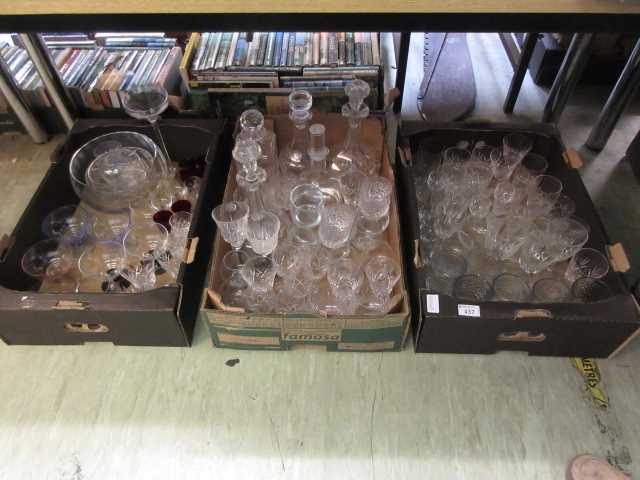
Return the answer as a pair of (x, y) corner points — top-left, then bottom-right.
(394, 32), (411, 114)
(542, 33), (594, 123)
(503, 33), (539, 114)
(586, 39), (640, 151)
(0, 56), (47, 143)
(20, 33), (75, 131)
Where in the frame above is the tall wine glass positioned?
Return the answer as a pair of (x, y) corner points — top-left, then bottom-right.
(121, 84), (171, 176)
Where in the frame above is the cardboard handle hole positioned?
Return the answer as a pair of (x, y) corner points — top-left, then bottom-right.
(498, 331), (546, 343)
(64, 323), (109, 333)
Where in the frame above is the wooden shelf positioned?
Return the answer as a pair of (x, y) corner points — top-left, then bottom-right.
(6, 0), (640, 15)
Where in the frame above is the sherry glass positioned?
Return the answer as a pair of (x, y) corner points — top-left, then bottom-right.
(363, 255), (401, 310)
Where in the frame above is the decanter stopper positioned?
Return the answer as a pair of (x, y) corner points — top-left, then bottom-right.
(239, 108), (265, 136)
(233, 139), (262, 174)
(289, 90), (313, 123)
(345, 79), (370, 112)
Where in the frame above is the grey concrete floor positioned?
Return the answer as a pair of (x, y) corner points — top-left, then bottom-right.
(0, 33), (639, 480)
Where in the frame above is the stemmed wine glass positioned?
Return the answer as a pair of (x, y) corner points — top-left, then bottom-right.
(120, 84), (171, 175)
(78, 241), (128, 293)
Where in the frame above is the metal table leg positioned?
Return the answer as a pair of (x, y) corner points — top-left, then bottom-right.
(503, 33), (539, 114)
(0, 56), (47, 143)
(542, 33), (594, 123)
(19, 33), (75, 131)
(394, 32), (411, 114)
(586, 39), (640, 151)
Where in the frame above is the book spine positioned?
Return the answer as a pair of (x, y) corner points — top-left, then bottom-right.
(256, 33), (268, 66)
(328, 33), (338, 65)
(226, 33), (239, 67)
(207, 33), (222, 70)
(338, 33), (346, 66)
(215, 33), (232, 69)
(313, 32), (320, 66)
(346, 33), (355, 65)
(273, 32), (283, 67)
(320, 32), (328, 65)
(279, 33), (290, 67)
(294, 33), (305, 66)
(287, 33), (296, 66)
(364, 32), (373, 65)
(264, 32), (276, 66)
(354, 33), (362, 66)
(247, 34), (258, 66)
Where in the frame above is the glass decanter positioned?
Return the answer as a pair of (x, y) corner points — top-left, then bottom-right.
(234, 140), (267, 219)
(302, 123), (342, 206)
(330, 79), (377, 174)
(237, 109), (278, 174)
(280, 90), (313, 174)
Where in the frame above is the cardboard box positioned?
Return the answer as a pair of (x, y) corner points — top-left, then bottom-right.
(200, 113), (411, 352)
(0, 118), (229, 346)
(396, 121), (640, 358)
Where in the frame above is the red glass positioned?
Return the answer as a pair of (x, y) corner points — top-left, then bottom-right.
(153, 210), (173, 230)
(171, 199), (192, 214)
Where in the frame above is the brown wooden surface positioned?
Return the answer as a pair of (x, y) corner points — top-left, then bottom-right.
(6, 0), (640, 15)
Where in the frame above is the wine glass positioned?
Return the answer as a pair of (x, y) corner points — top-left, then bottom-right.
(41, 204), (93, 248)
(78, 241), (127, 292)
(246, 211), (280, 256)
(212, 201), (250, 251)
(21, 239), (75, 284)
(121, 84), (171, 172)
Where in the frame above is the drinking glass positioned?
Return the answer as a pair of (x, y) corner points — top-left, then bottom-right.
(503, 133), (534, 165)
(464, 161), (493, 190)
(532, 278), (570, 302)
(42, 205), (92, 247)
(78, 241), (127, 292)
(120, 259), (157, 292)
(169, 211), (192, 237)
(358, 175), (392, 220)
(493, 216), (529, 261)
(123, 223), (169, 262)
(154, 249), (181, 280)
(492, 273), (530, 301)
(241, 256), (278, 294)
(492, 181), (519, 216)
(327, 258), (364, 301)
(212, 201), (249, 251)
(453, 274), (492, 301)
(365, 255), (401, 297)
(273, 275), (314, 313)
(318, 205), (357, 250)
(340, 170), (366, 206)
(222, 249), (251, 289)
(471, 144), (495, 164)
(550, 195), (576, 219)
(550, 217), (590, 262)
(490, 147), (519, 181)
(153, 209), (174, 231)
(442, 147), (470, 169)
(510, 165), (537, 191)
(21, 239), (74, 281)
(352, 213), (389, 253)
(289, 183), (324, 228)
(571, 277), (613, 303)
(91, 210), (132, 242)
(429, 245), (468, 279)
(521, 153), (548, 175)
(246, 211), (280, 256)
(565, 248), (610, 282)
(307, 246), (331, 280)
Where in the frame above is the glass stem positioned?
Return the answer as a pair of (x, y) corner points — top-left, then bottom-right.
(150, 118), (171, 177)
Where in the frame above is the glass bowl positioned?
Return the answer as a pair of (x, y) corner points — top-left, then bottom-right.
(69, 131), (167, 212)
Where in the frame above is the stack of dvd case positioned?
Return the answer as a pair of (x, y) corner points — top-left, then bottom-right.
(181, 32), (383, 116)
(0, 35), (183, 115)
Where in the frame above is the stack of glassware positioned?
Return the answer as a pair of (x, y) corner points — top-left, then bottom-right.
(20, 86), (203, 293)
(212, 82), (402, 315)
(415, 133), (613, 303)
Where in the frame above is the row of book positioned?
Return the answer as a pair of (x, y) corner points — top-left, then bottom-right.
(56, 46), (182, 110)
(0, 38), (182, 113)
(190, 32), (380, 74)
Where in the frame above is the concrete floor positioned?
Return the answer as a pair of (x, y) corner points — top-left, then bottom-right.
(1, 33), (640, 479)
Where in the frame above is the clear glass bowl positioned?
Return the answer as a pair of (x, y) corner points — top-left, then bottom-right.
(69, 131), (167, 212)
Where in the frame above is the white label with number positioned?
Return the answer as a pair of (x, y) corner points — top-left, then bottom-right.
(426, 294), (440, 314)
(458, 304), (481, 317)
